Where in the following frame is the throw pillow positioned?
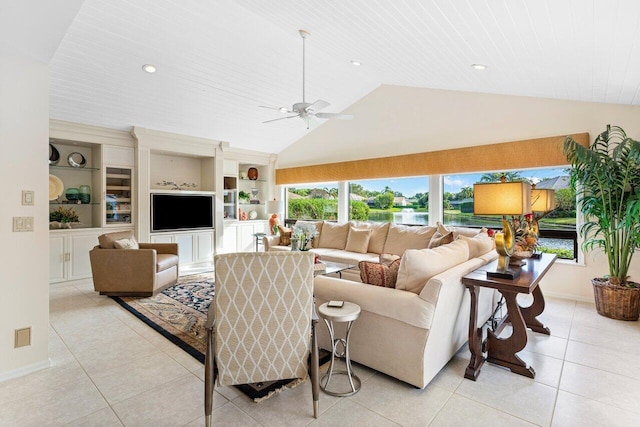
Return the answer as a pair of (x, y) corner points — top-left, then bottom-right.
(428, 230), (454, 248)
(359, 258), (402, 288)
(382, 224), (436, 256)
(277, 225), (292, 246)
(379, 253), (401, 266)
(345, 227), (372, 254)
(458, 233), (494, 259)
(437, 221), (487, 239)
(395, 240), (469, 294)
(113, 237), (139, 250)
(98, 230), (134, 249)
(317, 221), (350, 249)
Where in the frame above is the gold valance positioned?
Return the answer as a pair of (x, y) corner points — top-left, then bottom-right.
(275, 133), (589, 185)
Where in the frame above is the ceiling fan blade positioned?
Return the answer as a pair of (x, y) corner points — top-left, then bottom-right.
(315, 112), (354, 120)
(309, 99), (330, 112)
(262, 115), (299, 124)
(259, 105), (292, 113)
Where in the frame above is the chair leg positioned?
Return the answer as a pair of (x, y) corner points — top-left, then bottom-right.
(205, 327), (216, 427)
(310, 318), (320, 418)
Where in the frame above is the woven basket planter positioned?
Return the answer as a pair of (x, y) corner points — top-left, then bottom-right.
(592, 278), (640, 321)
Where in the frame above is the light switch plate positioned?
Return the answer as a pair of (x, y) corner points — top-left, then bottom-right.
(22, 190), (34, 206)
(13, 216), (34, 232)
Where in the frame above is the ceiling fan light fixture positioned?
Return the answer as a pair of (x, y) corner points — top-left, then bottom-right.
(471, 63), (487, 70)
(142, 64), (156, 73)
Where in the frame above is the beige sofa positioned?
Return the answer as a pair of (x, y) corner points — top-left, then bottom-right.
(265, 221), (498, 388)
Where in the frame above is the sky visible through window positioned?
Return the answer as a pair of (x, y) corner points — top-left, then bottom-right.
(350, 168), (568, 197)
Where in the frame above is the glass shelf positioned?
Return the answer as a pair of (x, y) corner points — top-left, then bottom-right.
(50, 201), (99, 206)
(238, 178), (267, 183)
(50, 165), (99, 172)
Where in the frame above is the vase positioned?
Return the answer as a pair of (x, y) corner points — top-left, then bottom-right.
(248, 167), (258, 180)
(65, 188), (79, 202)
(78, 185), (91, 204)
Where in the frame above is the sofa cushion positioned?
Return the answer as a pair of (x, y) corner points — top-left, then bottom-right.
(379, 253), (401, 266)
(396, 240), (470, 294)
(318, 221), (349, 249)
(428, 230), (454, 248)
(437, 222), (487, 239)
(312, 249), (378, 265)
(359, 258), (401, 287)
(351, 221), (390, 254)
(382, 224), (436, 256)
(113, 237), (139, 249)
(98, 230), (134, 249)
(277, 225), (292, 246)
(458, 232), (494, 259)
(296, 220), (323, 248)
(345, 227), (372, 253)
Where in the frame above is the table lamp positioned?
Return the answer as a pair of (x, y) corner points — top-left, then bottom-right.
(530, 185), (556, 237)
(473, 177), (532, 280)
(266, 199), (284, 235)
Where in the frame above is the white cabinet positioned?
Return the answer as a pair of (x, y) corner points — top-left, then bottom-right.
(220, 221), (269, 253)
(49, 228), (128, 284)
(150, 230), (214, 267)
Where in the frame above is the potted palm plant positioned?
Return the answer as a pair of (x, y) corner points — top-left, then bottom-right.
(564, 125), (640, 320)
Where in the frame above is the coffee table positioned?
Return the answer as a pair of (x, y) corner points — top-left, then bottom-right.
(314, 261), (355, 278)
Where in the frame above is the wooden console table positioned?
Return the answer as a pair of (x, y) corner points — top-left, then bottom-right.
(462, 253), (556, 380)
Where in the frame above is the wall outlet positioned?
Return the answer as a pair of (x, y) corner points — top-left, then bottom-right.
(13, 216), (33, 232)
(15, 327), (31, 348)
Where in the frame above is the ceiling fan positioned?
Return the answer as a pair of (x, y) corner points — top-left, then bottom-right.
(261, 29), (353, 128)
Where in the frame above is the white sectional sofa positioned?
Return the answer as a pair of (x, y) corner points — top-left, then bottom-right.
(264, 220), (498, 388)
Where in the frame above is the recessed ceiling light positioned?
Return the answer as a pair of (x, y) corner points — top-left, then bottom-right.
(350, 60), (361, 66)
(142, 64), (156, 73)
(471, 63), (487, 70)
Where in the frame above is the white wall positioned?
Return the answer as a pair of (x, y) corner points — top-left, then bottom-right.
(277, 85), (640, 302)
(0, 54), (50, 378)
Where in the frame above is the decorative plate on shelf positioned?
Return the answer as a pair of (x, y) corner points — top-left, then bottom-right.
(248, 210), (258, 220)
(49, 175), (64, 200)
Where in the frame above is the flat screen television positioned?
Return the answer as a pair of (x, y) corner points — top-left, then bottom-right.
(151, 193), (214, 232)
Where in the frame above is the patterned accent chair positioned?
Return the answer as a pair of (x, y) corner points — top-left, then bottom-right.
(204, 252), (320, 426)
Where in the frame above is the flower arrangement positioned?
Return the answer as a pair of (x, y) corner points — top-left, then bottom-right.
(49, 206), (80, 228)
(510, 213), (539, 254)
(292, 222), (318, 251)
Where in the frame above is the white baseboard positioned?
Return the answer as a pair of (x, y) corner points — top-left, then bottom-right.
(0, 359), (51, 383)
(544, 291), (595, 304)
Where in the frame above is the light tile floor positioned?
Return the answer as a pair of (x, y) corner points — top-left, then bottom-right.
(1, 282), (639, 426)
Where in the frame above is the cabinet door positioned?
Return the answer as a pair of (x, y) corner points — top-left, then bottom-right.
(195, 231), (214, 263)
(150, 234), (173, 244)
(175, 233), (195, 264)
(49, 235), (66, 283)
(220, 225), (237, 253)
(105, 166), (133, 226)
(69, 233), (99, 280)
(237, 224), (255, 252)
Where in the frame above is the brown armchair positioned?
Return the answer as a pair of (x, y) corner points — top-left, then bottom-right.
(89, 231), (179, 296)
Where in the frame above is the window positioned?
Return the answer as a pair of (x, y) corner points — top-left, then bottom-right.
(286, 183), (338, 220)
(349, 177), (429, 225)
(443, 168), (577, 260)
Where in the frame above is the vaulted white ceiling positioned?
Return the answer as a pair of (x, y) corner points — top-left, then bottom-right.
(47, 0), (640, 154)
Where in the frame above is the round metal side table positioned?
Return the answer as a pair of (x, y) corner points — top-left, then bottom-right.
(317, 301), (361, 396)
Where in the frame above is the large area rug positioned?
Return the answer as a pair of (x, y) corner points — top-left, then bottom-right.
(111, 273), (325, 401)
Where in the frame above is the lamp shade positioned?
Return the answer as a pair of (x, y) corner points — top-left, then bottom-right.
(266, 200), (284, 214)
(531, 188), (556, 213)
(473, 181), (532, 215)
